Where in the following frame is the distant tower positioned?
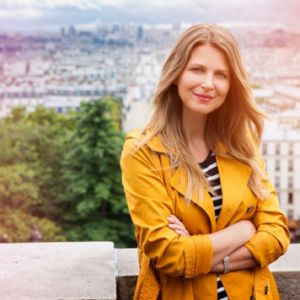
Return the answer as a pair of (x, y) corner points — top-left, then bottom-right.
(112, 25), (120, 34)
(137, 26), (143, 41)
(61, 27), (66, 38)
(68, 25), (77, 39)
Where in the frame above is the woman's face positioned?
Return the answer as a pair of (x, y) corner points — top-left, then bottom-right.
(175, 43), (231, 118)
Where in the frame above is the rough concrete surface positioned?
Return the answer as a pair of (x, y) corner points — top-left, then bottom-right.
(269, 244), (300, 273)
(269, 244), (300, 300)
(116, 249), (139, 300)
(0, 242), (117, 300)
(116, 248), (139, 277)
(1, 243), (299, 300)
(273, 272), (299, 300)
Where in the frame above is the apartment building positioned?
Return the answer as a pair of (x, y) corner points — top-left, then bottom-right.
(261, 128), (300, 222)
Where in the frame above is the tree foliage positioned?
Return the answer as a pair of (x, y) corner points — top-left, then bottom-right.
(60, 97), (135, 247)
(0, 98), (136, 247)
(0, 106), (76, 221)
(0, 165), (65, 242)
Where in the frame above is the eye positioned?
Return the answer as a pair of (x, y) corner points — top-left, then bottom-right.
(216, 72), (227, 79)
(191, 68), (203, 73)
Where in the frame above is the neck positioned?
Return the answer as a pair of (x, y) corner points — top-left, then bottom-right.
(182, 108), (207, 143)
(181, 107), (210, 163)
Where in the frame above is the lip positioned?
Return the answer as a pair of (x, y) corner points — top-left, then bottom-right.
(193, 93), (214, 102)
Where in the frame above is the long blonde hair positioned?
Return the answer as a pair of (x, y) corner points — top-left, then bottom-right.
(134, 23), (270, 203)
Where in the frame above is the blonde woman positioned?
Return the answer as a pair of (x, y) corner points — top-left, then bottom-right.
(121, 24), (290, 300)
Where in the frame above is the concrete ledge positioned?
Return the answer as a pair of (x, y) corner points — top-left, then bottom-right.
(0, 242), (298, 300)
(0, 242), (117, 300)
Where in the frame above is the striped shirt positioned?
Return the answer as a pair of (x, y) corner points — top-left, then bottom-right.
(199, 151), (229, 300)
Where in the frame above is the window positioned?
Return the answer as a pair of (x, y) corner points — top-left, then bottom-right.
(288, 177), (293, 189)
(287, 209), (294, 220)
(275, 176), (280, 189)
(275, 160), (280, 172)
(288, 160), (293, 172)
(262, 143), (267, 155)
(288, 193), (293, 204)
(275, 143), (280, 155)
(289, 143), (294, 155)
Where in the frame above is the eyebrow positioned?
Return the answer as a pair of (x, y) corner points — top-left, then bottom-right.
(187, 63), (230, 74)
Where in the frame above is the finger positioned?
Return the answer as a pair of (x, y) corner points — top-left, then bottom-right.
(170, 214), (182, 222)
(169, 215), (183, 225)
(167, 216), (179, 224)
(175, 229), (189, 237)
(168, 224), (186, 231)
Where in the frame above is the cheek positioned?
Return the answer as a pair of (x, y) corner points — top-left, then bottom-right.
(217, 81), (231, 97)
(178, 74), (198, 93)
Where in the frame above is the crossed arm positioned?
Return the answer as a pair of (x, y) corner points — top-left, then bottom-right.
(167, 214), (258, 273)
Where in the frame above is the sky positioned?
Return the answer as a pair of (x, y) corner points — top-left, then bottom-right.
(0, 0), (300, 32)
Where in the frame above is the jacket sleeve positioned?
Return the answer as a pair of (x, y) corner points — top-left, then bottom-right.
(120, 138), (213, 278)
(244, 151), (290, 268)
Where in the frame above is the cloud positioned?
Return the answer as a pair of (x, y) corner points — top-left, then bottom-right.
(0, 0), (122, 9)
(0, 0), (299, 32)
(0, 8), (42, 19)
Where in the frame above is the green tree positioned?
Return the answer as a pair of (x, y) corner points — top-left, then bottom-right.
(61, 97), (136, 247)
(0, 165), (65, 243)
(0, 106), (76, 221)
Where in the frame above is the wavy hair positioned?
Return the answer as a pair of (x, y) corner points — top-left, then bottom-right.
(134, 23), (270, 204)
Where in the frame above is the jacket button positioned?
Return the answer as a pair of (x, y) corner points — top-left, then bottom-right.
(250, 297), (255, 300)
(265, 285), (269, 295)
(247, 205), (254, 213)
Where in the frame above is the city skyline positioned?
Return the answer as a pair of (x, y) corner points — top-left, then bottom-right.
(0, 0), (300, 32)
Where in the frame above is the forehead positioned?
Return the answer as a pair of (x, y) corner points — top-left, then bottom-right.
(187, 43), (230, 70)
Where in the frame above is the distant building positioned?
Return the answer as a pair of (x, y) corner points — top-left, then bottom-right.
(43, 97), (81, 114)
(261, 123), (300, 228)
(61, 27), (66, 38)
(122, 52), (163, 132)
(68, 26), (77, 39)
(137, 27), (143, 41)
(278, 105), (300, 129)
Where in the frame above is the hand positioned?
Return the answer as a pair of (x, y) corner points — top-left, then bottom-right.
(167, 214), (190, 237)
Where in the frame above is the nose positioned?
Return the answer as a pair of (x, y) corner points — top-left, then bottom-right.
(200, 74), (214, 90)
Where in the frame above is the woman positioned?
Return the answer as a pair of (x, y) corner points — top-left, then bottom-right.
(120, 24), (290, 300)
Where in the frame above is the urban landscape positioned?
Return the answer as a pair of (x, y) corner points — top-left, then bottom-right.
(1, 21), (300, 242)
(0, 0), (300, 294)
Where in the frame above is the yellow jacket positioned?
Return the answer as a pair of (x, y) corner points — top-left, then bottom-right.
(120, 128), (290, 300)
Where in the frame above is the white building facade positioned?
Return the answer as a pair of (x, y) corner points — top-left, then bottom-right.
(261, 128), (300, 222)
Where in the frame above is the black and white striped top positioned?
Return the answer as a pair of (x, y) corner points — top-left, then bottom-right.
(199, 151), (229, 300)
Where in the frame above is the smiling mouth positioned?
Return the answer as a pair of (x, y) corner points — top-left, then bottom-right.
(193, 93), (214, 102)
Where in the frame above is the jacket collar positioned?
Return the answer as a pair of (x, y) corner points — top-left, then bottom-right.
(127, 127), (228, 155)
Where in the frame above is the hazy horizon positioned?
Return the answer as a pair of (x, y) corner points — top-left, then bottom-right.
(0, 0), (300, 33)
